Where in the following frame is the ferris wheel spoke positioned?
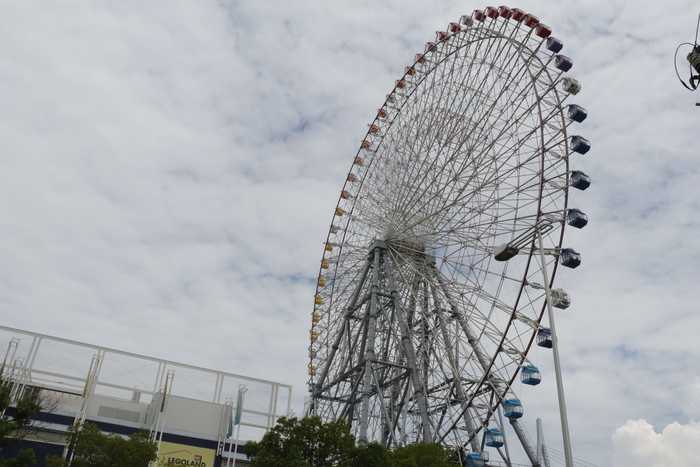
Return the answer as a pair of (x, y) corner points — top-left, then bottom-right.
(396, 24), (500, 161)
(437, 272), (524, 353)
(431, 268), (502, 387)
(430, 209), (541, 248)
(402, 89), (568, 238)
(392, 141), (533, 241)
(392, 29), (548, 220)
(395, 128), (556, 243)
(377, 34), (565, 250)
(431, 191), (546, 248)
(392, 63), (517, 222)
(388, 22), (520, 218)
(387, 45), (472, 195)
(424, 36), (540, 209)
(436, 61), (564, 201)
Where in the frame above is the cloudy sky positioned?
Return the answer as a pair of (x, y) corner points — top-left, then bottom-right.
(1, 1), (699, 466)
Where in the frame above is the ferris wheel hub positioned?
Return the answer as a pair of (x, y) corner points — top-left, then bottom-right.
(385, 237), (426, 256)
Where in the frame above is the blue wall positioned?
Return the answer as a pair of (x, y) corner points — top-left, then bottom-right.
(0, 439), (64, 467)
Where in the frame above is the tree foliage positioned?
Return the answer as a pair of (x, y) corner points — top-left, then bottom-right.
(0, 450), (36, 467)
(0, 372), (155, 467)
(390, 443), (452, 467)
(248, 416), (355, 467)
(48, 423), (157, 467)
(0, 377), (44, 467)
(0, 381), (43, 443)
(347, 442), (391, 467)
(246, 416), (456, 467)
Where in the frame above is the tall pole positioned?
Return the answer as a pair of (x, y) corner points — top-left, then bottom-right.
(536, 231), (574, 467)
(536, 418), (544, 467)
(231, 385), (247, 467)
(496, 406), (512, 467)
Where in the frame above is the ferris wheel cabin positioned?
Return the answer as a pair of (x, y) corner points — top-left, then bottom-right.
(560, 248), (582, 268)
(567, 208), (589, 229)
(521, 364), (542, 385)
(561, 77), (582, 95)
(567, 104), (588, 122)
(550, 288), (571, 309)
(485, 428), (505, 448)
(503, 399), (524, 419)
(466, 451), (489, 467)
(570, 170), (591, 190)
(554, 55), (573, 72)
(546, 36), (564, 53)
(570, 135), (591, 155)
(537, 328), (554, 348)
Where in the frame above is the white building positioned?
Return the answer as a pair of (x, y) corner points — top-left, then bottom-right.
(0, 325), (292, 467)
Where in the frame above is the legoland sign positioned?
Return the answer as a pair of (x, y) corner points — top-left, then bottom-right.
(157, 441), (216, 467)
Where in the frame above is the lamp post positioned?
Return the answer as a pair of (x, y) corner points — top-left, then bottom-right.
(494, 219), (574, 467)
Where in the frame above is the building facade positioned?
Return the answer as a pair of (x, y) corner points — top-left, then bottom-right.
(0, 325), (292, 466)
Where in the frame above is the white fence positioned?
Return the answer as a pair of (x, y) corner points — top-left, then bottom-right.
(0, 324), (292, 441)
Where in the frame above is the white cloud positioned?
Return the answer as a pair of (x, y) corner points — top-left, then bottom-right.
(0, 1), (699, 466)
(613, 419), (700, 467)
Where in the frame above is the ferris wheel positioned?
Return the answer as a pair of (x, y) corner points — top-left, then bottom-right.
(308, 5), (590, 465)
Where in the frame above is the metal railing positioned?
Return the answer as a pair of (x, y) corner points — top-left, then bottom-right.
(0, 324), (292, 438)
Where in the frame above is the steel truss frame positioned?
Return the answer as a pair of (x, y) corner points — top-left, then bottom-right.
(312, 241), (543, 460)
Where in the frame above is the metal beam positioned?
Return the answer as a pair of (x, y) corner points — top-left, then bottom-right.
(314, 259), (373, 402)
(497, 405), (513, 466)
(536, 231), (574, 467)
(387, 258), (433, 444)
(433, 269), (494, 380)
(509, 418), (539, 467)
(431, 283), (480, 452)
(359, 247), (383, 444)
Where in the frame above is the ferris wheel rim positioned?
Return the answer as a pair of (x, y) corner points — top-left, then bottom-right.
(317, 30), (565, 372)
(309, 8), (583, 448)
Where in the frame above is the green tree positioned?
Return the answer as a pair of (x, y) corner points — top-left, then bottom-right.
(346, 442), (391, 467)
(0, 378), (45, 467)
(246, 416), (458, 467)
(248, 416), (355, 467)
(389, 443), (452, 467)
(47, 423), (157, 467)
(0, 450), (36, 467)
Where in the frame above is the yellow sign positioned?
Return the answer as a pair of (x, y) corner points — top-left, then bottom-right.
(157, 441), (216, 467)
